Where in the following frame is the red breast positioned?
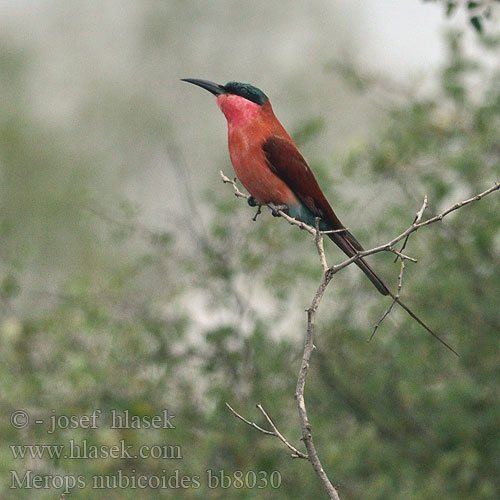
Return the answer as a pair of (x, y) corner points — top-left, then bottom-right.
(216, 95), (298, 205)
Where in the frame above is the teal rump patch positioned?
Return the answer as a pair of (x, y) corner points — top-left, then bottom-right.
(288, 203), (330, 230)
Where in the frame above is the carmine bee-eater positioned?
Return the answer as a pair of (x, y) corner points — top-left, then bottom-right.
(182, 78), (457, 356)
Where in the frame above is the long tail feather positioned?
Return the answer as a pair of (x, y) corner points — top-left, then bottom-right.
(327, 231), (459, 356)
(391, 295), (459, 357)
(328, 231), (389, 296)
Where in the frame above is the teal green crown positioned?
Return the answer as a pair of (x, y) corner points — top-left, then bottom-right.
(224, 81), (268, 105)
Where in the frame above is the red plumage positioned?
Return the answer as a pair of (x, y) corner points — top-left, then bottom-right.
(220, 96), (389, 295)
(182, 78), (458, 355)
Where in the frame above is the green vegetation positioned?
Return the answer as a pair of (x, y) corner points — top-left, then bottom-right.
(1, 13), (499, 500)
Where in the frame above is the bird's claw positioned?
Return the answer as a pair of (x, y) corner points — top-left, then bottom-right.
(248, 196), (263, 221)
(247, 196), (259, 207)
(269, 203), (288, 217)
(252, 205), (262, 221)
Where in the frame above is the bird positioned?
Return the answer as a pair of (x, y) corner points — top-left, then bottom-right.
(182, 78), (458, 356)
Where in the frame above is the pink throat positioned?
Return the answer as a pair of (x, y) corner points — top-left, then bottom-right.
(216, 94), (261, 127)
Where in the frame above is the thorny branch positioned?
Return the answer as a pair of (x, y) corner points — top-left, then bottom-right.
(370, 194), (426, 341)
(222, 170), (499, 500)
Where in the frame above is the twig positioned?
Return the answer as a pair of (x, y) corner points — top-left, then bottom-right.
(368, 300), (397, 342)
(416, 195), (428, 223)
(220, 171), (249, 199)
(390, 249), (417, 263)
(288, 218), (344, 499)
(221, 173), (499, 500)
(220, 171), (317, 235)
(225, 403), (308, 459)
(256, 404), (308, 459)
(295, 301), (341, 497)
(327, 183), (499, 278)
(369, 253), (407, 342)
(370, 197), (424, 340)
(320, 228), (349, 234)
(393, 194), (426, 262)
(315, 218), (328, 273)
(225, 402), (275, 435)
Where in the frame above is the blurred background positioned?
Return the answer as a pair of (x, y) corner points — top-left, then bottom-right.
(0, 1), (499, 499)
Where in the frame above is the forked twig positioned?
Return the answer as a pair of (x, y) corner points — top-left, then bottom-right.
(225, 402), (308, 459)
(222, 172), (499, 500)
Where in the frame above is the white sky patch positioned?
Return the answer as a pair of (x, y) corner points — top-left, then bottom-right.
(356, 0), (446, 75)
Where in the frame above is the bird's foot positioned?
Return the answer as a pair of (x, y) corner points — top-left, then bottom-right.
(247, 196), (263, 221)
(247, 196), (259, 207)
(268, 203), (288, 217)
(252, 205), (262, 222)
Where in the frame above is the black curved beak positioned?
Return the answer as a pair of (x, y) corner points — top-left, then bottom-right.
(181, 78), (226, 96)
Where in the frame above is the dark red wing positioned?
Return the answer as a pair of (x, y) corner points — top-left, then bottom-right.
(263, 135), (345, 230)
(263, 135), (389, 296)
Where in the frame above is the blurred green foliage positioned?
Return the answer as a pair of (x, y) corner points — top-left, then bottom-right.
(426, 0), (500, 34)
(1, 22), (500, 500)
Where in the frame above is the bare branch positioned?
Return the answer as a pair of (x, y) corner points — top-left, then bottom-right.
(225, 402), (275, 435)
(225, 403), (308, 459)
(369, 254), (407, 342)
(371, 196), (424, 339)
(394, 194), (427, 261)
(295, 301), (342, 500)
(220, 171), (317, 235)
(277, 209), (316, 235)
(315, 218), (329, 273)
(416, 195), (428, 223)
(420, 183), (498, 225)
(390, 249), (417, 263)
(256, 404), (308, 459)
(221, 173), (499, 500)
(220, 171), (249, 199)
(328, 182), (500, 277)
(369, 299), (397, 342)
